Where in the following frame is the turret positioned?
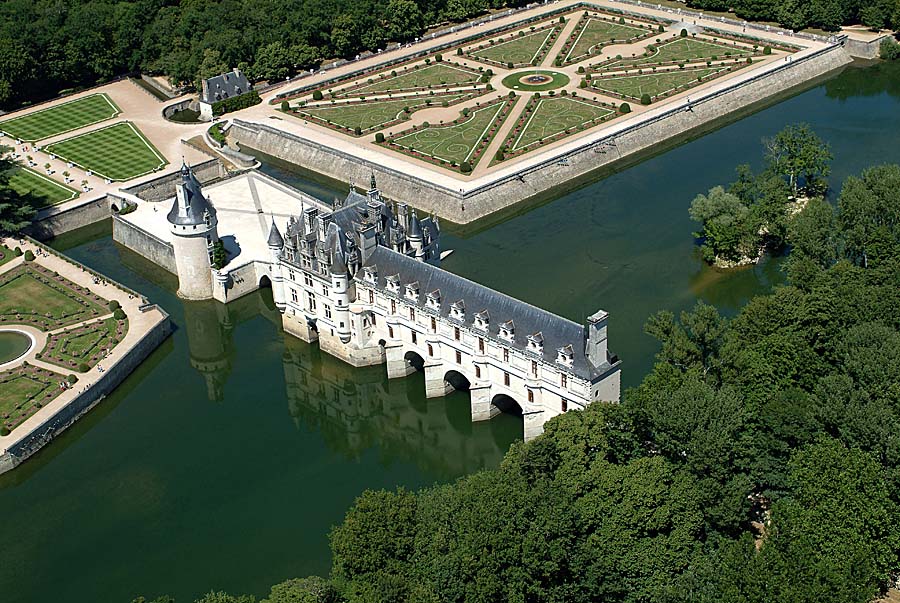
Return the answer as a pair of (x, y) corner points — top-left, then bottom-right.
(167, 163), (219, 300)
(268, 218), (286, 309)
(327, 226), (352, 344)
(408, 210), (424, 261)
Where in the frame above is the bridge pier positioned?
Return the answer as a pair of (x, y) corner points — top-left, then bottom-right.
(523, 409), (547, 441)
(385, 344), (415, 379)
(424, 363), (453, 398)
(470, 384), (498, 422)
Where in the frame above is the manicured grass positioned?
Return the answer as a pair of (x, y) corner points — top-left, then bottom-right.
(0, 365), (67, 434)
(350, 63), (479, 95)
(41, 316), (128, 372)
(391, 100), (507, 164)
(0, 93), (120, 142)
(564, 17), (649, 63)
(6, 167), (78, 207)
(501, 70), (570, 92)
(592, 67), (726, 100)
(298, 94), (469, 133)
(0, 245), (14, 267)
(511, 97), (613, 151)
(470, 27), (556, 67)
(611, 37), (751, 67)
(0, 265), (108, 330)
(43, 121), (168, 181)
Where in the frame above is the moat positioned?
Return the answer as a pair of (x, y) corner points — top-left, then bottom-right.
(0, 60), (898, 603)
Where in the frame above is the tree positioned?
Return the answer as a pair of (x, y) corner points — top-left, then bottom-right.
(837, 164), (900, 268)
(193, 592), (255, 603)
(763, 124), (832, 197)
(197, 48), (229, 83)
(252, 42), (293, 81)
(384, 0), (424, 41)
(0, 152), (36, 234)
(262, 577), (339, 603)
(330, 14), (360, 57)
(689, 186), (755, 262)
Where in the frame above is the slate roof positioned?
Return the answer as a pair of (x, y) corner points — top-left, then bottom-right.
(359, 246), (607, 379)
(167, 163), (216, 226)
(201, 69), (251, 104)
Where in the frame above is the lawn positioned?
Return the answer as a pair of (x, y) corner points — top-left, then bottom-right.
(41, 316), (128, 372)
(0, 265), (108, 330)
(563, 16), (650, 63)
(0, 245), (14, 267)
(43, 121), (168, 181)
(391, 100), (508, 165)
(6, 167), (78, 207)
(350, 63), (480, 95)
(470, 27), (557, 67)
(592, 67), (727, 100)
(0, 365), (67, 434)
(511, 97), (613, 151)
(298, 94), (469, 133)
(0, 93), (120, 142)
(609, 37), (752, 67)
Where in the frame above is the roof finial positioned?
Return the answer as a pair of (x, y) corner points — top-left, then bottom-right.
(370, 170), (377, 191)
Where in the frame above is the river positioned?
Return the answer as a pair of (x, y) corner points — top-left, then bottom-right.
(0, 60), (898, 603)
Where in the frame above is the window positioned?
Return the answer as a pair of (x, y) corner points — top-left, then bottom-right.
(371, 315), (376, 326)
(308, 294), (316, 311)
(428, 344), (434, 356)
(561, 399), (568, 412)
(369, 290), (374, 303)
(323, 286), (330, 297)
(479, 337), (484, 353)
(291, 289), (298, 303)
(504, 372), (510, 386)
(304, 274), (313, 287)
(431, 317), (436, 332)
(454, 327), (460, 341)
(532, 360), (538, 377)
(475, 365), (481, 378)
(561, 373), (567, 388)
(411, 331), (417, 344)
(528, 389), (534, 403)
(289, 270), (295, 281)
(388, 326), (394, 338)
(391, 300), (396, 314)
(503, 348), (509, 362)
(455, 350), (462, 364)
(324, 305), (332, 319)
(339, 321), (345, 328)
(410, 308), (415, 321)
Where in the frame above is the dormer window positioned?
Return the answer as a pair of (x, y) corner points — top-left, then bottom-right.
(556, 344), (574, 367)
(499, 319), (515, 342)
(405, 281), (419, 301)
(474, 309), (490, 331)
(450, 299), (465, 321)
(386, 274), (401, 293)
(527, 332), (544, 354)
(363, 266), (378, 284)
(426, 289), (441, 310)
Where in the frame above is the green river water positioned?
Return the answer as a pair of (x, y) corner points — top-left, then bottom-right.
(0, 61), (898, 602)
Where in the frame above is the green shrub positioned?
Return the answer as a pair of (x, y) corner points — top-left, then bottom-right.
(763, 46), (772, 55)
(0, 426), (9, 436)
(507, 62), (514, 69)
(24, 250), (34, 261)
(108, 300), (120, 311)
(619, 17), (625, 24)
(375, 132), (385, 143)
(113, 308), (126, 320)
(67, 374), (78, 384)
(435, 53), (442, 62)
(459, 161), (472, 173)
(495, 149), (505, 161)
(211, 90), (261, 116)
(577, 66), (585, 74)
(457, 48), (463, 56)
(207, 124), (226, 145)
(619, 102), (631, 114)
(658, 24), (665, 32)
(13, 247), (22, 256)
(354, 126), (362, 136)
(880, 37), (900, 60)
(640, 93), (651, 105)
(209, 240), (227, 270)
(78, 362), (90, 373)
(312, 90), (323, 101)
(680, 28), (688, 38)
(280, 100), (289, 111)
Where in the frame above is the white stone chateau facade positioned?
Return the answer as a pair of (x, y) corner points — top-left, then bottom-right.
(120, 165), (620, 440)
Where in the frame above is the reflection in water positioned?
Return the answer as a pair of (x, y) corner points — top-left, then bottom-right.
(181, 292), (521, 479)
(825, 60), (900, 100)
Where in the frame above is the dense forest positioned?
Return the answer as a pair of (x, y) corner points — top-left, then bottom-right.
(128, 153), (900, 602)
(1, 0), (898, 110)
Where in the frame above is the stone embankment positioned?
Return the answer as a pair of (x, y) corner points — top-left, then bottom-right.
(230, 44), (852, 226)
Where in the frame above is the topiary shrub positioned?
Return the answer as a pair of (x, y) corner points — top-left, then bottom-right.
(375, 132), (385, 143)
(14, 247), (22, 256)
(680, 28), (688, 38)
(78, 362), (90, 373)
(435, 54), (442, 62)
(0, 426), (9, 436)
(108, 300), (120, 311)
(67, 374), (78, 384)
(312, 90), (323, 101)
(280, 100), (289, 111)
(763, 46), (772, 55)
(640, 93), (651, 105)
(457, 48), (463, 56)
(113, 308), (126, 320)
(495, 149), (505, 161)
(24, 250), (34, 261)
(619, 102), (631, 114)
(354, 126), (362, 136)
(459, 161), (472, 173)
(658, 24), (665, 32)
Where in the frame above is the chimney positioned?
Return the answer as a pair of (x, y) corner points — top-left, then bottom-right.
(586, 310), (609, 368)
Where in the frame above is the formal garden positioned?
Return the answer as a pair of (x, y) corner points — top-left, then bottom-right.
(591, 66), (733, 102)
(468, 23), (563, 68)
(0, 263), (109, 330)
(597, 36), (756, 70)
(336, 61), (481, 97)
(0, 364), (69, 435)
(6, 166), (78, 207)
(503, 94), (616, 155)
(0, 93), (120, 142)
(43, 121), (167, 181)
(558, 12), (657, 65)
(39, 313), (128, 373)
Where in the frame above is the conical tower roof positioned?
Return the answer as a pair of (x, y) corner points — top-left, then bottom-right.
(267, 218), (284, 248)
(168, 163), (216, 226)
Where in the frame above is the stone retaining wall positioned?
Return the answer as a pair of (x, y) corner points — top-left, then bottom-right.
(28, 196), (112, 240)
(231, 44), (852, 225)
(112, 215), (176, 273)
(0, 308), (172, 475)
(843, 35), (890, 59)
(121, 159), (225, 202)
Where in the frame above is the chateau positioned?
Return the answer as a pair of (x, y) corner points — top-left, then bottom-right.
(115, 164), (621, 439)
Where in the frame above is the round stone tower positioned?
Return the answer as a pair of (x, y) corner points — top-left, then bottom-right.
(167, 163), (219, 300)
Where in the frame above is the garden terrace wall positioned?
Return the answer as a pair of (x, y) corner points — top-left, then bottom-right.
(121, 159), (225, 202)
(0, 307), (172, 475)
(232, 44), (850, 225)
(111, 215), (176, 274)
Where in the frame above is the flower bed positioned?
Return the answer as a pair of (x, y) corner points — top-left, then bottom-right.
(0, 364), (68, 434)
(556, 11), (658, 66)
(40, 316), (128, 372)
(465, 23), (564, 69)
(590, 62), (749, 103)
(0, 264), (109, 330)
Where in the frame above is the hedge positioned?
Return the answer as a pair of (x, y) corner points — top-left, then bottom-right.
(212, 90), (261, 116)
